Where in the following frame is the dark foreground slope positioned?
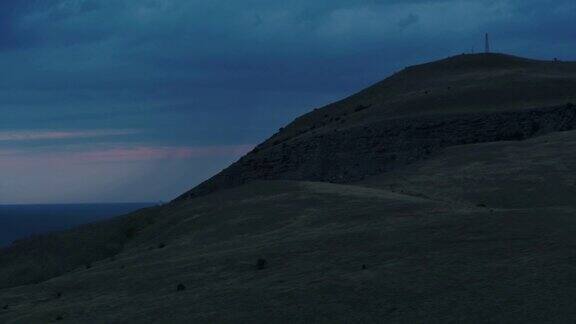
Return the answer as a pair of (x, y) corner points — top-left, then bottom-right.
(2, 130), (576, 322)
(176, 53), (576, 200)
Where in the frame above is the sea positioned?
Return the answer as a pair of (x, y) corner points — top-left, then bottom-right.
(0, 203), (154, 247)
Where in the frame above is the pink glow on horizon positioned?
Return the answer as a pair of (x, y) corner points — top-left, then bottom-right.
(0, 144), (255, 203)
(74, 145), (255, 161)
(0, 130), (139, 142)
(0, 144), (255, 164)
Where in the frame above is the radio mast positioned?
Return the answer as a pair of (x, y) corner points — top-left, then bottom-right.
(485, 33), (490, 53)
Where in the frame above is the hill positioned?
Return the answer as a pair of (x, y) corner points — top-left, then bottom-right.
(2, 53), (576, 322)
(176, 53), (576, 200)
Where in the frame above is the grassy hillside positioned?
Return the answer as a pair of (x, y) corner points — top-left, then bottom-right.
(360, 128), (576, 209)
(263, 53), (576, 145)
(2, 157), (576, 322)
(3, 54), (576, 322)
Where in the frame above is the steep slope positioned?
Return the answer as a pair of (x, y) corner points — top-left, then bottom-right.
(176, 53), (576, 201)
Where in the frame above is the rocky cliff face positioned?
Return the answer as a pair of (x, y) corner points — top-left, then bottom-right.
(175, 54), (576, 201)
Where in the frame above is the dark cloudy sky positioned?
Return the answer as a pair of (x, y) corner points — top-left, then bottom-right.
(1, 0), (575, 203)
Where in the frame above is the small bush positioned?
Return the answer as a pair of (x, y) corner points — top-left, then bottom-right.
(256, 258), (267, 270)
(123, 227), (138, 239)
(176, 283), (186, 292)
(354, 104), (371, 112)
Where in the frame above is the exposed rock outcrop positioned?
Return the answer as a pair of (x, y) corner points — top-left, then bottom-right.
(176, 103), (576, 201)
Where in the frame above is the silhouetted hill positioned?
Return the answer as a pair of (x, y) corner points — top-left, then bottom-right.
(176, 53), (576, 200)
(3, 53), (576, 323)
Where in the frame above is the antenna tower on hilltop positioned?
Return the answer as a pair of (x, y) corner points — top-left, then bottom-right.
(485, 33), (490, 53)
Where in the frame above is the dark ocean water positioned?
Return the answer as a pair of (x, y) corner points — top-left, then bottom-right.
(0, 203), (154, 247)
